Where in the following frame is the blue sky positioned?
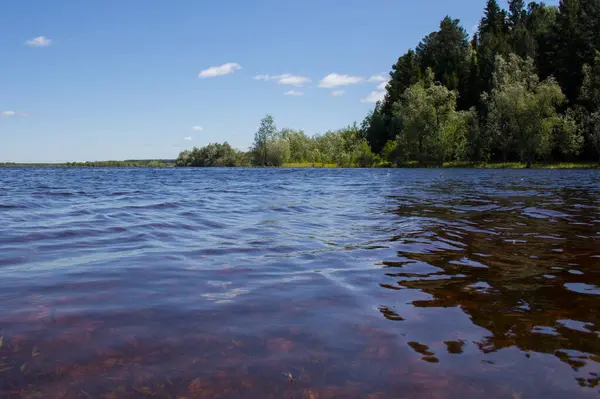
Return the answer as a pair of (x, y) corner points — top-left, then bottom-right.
(0, 0), (556, 162)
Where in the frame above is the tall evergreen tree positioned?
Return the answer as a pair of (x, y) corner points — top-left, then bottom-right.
(578, 51), (600, 159)
(580, 0), (600, 64)
(361, 104), (389, 155)
(507, 0), (534, 59)
(477, 0), (510, 97)
(525, 2), (558, 80)
(551, 0), (586, 103)
(415, 17), (471, 110)
(366, 50), (422, 154)
(382, 50), (421, 118)
(416, 17), (470, 92)
(464, 39), (482, 110)
(579, 51), (600, 112)
(480, 0), (506, 35)
(508, 0), (526, 27)
(360, 0), (600, 163)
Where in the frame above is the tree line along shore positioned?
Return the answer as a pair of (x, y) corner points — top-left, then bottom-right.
(4, 1), (600, 169)
(177, 0), (600, 169)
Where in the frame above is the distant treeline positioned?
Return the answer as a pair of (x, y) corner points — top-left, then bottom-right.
(64, 160), (175, 167)
(178, 0), (600, 168)
(0, 160), (175, 168)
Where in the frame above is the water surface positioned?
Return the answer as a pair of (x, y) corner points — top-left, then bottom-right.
(0, 168), (599, 398)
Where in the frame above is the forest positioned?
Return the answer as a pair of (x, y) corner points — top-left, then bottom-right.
(178, 0), (600, 168)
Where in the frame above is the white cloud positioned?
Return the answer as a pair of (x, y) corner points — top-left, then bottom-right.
(26, 36), (52, 47)
(284, 90), (303, 96)
(376, 81), (388, 90)
(368, 74), (387, 83)
(278, 74), (311, 86)
(0, 110), (28, 117)
(330, 90), (345, 96)
(361, 90), (386, 104)
(199, 62), (241, 78)
(184, 136), (193, 141)
(192, 126), (203, 131)
(253, 73), (311, 87)
(318, 73), (364, 88)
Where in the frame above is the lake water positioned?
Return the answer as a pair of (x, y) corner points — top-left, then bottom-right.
(0, 168), (599, 398)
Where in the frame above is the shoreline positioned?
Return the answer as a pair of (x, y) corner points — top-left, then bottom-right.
(288, 162), (600, 169)
(1, 162), (598, 169)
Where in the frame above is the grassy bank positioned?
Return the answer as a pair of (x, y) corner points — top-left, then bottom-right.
(282, 161), (600, 169)
(441, 161), (600, 169)
(282, 162), (338, 168)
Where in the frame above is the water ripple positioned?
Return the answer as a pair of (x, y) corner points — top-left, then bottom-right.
(0, 168), (599, 398)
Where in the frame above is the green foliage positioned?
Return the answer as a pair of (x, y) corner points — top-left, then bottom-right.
(442, 109), (476, 162)
(252, 114), (277, 166)
(279, 129), (315, 163)
(176, 142), (241, 167)
(179, 2), (600, 169)
(508, 1), (536, 59)
(387, 50), (422, 106)
(264, 139), (290, 166)
(177, 116), (378, 168)
(388, 68), (470, 165)
(508, 0), (526, 27)
(587, 112), (600, 159)
(381, 140), (401, 166)
(579, 51), (600, 110)
(550, 0), (586, 102)
(571, 51), (600, 159)
(480, 0), (507, 36)
(361, 104), (389, 155)
(484, 54), (566, 162)
(65, 160), (172, 167)
(580, 0), (600, 63)
(553, 109), (584, 157)
(524, 2), (557, 80)
(476, 1), (511, 101)
(354, 140), (378, 168)
(362, 0), (600, 166)
(416, 17), (470, 93)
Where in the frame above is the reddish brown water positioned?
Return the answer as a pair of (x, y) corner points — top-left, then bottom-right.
(0, 168), (599, 398)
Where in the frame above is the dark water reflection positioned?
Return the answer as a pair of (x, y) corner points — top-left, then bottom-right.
(0, 168), (599, 398)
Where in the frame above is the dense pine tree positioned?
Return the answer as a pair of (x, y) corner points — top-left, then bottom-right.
(508, 0), (526, 27)
(364, 50), (421, 154)
(477, 0), (511, 100)
(551, 0), (587, 102)
(361, 0), (600, 165)
(524, 2), (557, 80)
(382, 50), (421, 117)
(580, 0), (600, 68)
(416, 17), (470, 93)
(480, 0), (506, 35)
(578, 51), (600, 159)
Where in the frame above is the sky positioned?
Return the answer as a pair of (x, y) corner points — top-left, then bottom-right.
(0, 0), (556, 163)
